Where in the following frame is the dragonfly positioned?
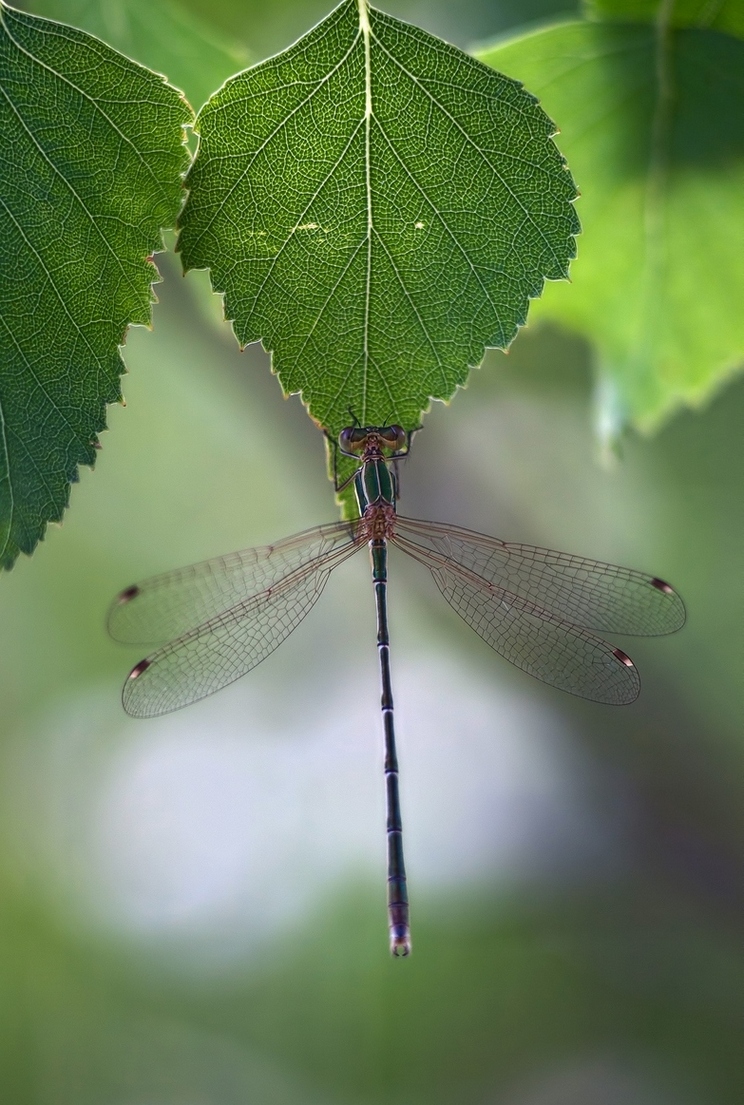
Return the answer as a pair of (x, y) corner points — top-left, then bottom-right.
(109, 425), (685, 957)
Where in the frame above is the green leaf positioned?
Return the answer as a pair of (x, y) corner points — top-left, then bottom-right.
(178, 0), (578, 444)
(0, 2), (191, 569)
(584, 0), (744, 40)
(24, 0), (251, 112)
(477, 20), (744, 435)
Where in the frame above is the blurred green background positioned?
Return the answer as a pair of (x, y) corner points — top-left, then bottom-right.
(3, 0), (744, 1102)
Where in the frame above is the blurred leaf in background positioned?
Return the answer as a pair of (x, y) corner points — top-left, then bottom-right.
(585, 0), (744, 38)
(478, 5), (744, 442)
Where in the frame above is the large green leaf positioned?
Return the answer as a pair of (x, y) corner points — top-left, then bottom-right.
(0, 2), (191, 569)
(478, 20), (744, 436)
(178, 0), (578, 442)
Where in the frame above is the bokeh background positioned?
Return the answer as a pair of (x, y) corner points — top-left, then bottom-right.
(3, 0), (744, 1102)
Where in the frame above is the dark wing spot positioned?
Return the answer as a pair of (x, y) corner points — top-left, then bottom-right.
(613, 648), (634, 668)
(650, 577), (674, 595)
(118, 585), (140, 604)
(129, 658), (151, 680)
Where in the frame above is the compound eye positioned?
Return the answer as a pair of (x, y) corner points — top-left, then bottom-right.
(390, 425), (407, 450)
(378, 425), (404, 450)
(339, 427), (364, 454)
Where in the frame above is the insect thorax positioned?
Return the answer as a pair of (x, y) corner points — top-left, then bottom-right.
(354, 455), (395, 514)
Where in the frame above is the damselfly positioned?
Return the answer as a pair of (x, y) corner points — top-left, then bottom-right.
(109, 426), (685, 956)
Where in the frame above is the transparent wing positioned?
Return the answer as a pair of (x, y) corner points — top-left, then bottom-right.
(121, 535), (364, 718)
(108, 521), (359, 646)
(394, 533), (640, 704)
(394, 517), (685, 636)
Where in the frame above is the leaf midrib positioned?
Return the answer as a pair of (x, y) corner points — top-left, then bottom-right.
(359, 0), (373, 421)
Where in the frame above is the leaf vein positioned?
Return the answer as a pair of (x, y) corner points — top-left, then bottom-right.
(371, 30), (566, 274)
(0, 82), (146, 309)
(185, 30), (362, 258)
(374, 119), (507, 345)
(0, 6), (173, 206)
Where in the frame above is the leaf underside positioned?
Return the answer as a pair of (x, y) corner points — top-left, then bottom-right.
(178, 0), (579, 444)
(479, 19), (744, 433)
(0, 2), (191, 569)
(25, 0), (251, 112)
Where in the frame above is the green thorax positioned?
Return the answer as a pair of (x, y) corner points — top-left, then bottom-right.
(354, 454), (396, 515)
